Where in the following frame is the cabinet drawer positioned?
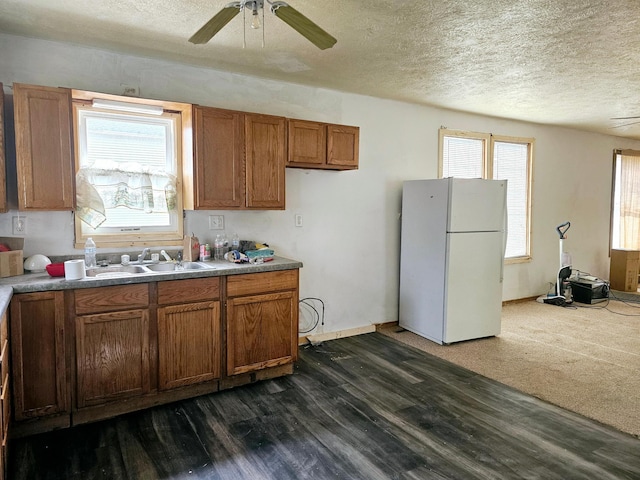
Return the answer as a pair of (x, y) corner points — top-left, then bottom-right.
(75, 284), (149, 315)
(157, 277), (220, 305)
(1, 373), (9, 437)
(227, 270), (298, 297)
(0, 340), (7, 389)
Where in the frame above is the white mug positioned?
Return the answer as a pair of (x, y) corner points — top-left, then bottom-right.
(121, 254), (130, 265)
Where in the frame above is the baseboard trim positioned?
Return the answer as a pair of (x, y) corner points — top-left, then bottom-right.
(301, 325), (376, 345)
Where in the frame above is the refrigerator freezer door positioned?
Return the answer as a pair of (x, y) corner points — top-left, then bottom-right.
(443, 231), (504, 343)
(448, 179), (507, 233)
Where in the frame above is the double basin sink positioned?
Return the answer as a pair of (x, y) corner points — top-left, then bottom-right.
(85, 261), (214, 279)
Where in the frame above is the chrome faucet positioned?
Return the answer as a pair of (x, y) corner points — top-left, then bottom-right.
(138, 248), (150, 263)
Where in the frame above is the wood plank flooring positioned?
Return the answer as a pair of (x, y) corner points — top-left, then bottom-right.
(10, 333), (640, 479)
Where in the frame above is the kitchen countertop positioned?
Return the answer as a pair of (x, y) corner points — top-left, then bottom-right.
(0, 256), (303, 310)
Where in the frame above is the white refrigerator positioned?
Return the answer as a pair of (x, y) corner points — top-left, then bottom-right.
(399, 178), (507, 344)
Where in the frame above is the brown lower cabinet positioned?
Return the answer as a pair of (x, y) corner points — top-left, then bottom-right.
(75, 309), (151, 407)
(226, 270), (299, 376)
(0, 310), (10, 480)
(157, 277), (221, 390)
(9, 269), (299, 439)
(10, 291), (68, 425)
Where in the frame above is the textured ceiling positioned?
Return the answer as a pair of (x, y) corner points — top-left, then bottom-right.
(2, 0), (640, 139)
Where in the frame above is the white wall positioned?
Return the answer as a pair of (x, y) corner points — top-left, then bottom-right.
(2, 33), (640, 335)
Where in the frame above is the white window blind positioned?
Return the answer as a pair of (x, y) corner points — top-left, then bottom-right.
(493, 141), (529, 258)
(439, 129), (532, 260)
(442, 136), (484, 178)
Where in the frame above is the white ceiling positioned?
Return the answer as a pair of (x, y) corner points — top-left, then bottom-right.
(2, 0), (640, 139)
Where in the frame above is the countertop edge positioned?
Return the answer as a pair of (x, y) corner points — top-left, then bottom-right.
(0, 257), (303, 300)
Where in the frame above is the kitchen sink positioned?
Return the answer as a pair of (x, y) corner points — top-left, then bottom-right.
(86, 265), (149, 278)
(182, 262), (213, 270)
(144, 262), (177, 272)
(138, 261), (215, 272)
(85, 261), (216, 278)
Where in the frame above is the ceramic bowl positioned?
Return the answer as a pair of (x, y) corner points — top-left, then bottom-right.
(24, 254), (52, 272)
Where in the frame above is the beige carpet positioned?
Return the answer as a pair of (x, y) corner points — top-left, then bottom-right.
(380, 297), (640, 438)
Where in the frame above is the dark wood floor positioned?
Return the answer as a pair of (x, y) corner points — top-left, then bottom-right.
(10, 333), (640, 479)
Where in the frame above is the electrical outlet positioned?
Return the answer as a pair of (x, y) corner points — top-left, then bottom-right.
(295, 214), (303, 227)
(12, 216), (26, 235)
(120, 84), (140, 97)
(209, 215), (224, 230)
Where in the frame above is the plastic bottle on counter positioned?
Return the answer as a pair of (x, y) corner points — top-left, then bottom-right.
(214, 234), (224, 260)
(84, 237), (97, 268)
(231, 233), (240, 252)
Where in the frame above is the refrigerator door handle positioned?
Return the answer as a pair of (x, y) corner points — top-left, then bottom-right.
(500, 202), (508, 283)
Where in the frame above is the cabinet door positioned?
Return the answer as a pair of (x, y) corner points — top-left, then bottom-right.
(287, 119), (326, 167)
(13, 83), (74, 210)
(327, 124), (359, 169)
(193, 106), (245, 209)
(226, 291), (297, 376)
(0, 84), (6, 213)
(158, 301), (220, 390)
(245, 113), (286, 209)
(76, 309), (150, 407)
(10, 291), (68, 420)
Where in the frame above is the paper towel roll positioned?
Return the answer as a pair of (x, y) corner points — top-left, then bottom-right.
(64, 259), (86, 280)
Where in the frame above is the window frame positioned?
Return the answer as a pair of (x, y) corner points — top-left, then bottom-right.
(438, 128), (534, 263)
(71, 90), (192, 249)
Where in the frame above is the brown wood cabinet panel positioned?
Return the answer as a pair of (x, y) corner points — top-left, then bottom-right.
(74, 283), (149, 315)
(245, 113), (286, 209)
(193, 106), (245, 209)
(327, 124), (359, 169)
(10, 291), (68, 420)
(0, 84), (6, 213)
(13, 83), (74, 210)
(287, 119), (326, 166)
(158, 301), (220, 390)
(157, 277), (220, 305)
(287, 120), (359, 170)
(75, 309), (150, 407)
(226, 291), (297, 376)
(227, 270), (298, 298)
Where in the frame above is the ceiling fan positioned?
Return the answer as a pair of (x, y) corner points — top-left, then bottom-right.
(611, 116), (640, 128)
(189, 0), (337, 50)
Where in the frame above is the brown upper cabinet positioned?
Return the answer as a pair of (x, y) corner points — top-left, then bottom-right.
(0, 84), (6, 213)
(192, 106), (286, 210)
(13, 83), (75, 210)
(287, 119), (359, 170)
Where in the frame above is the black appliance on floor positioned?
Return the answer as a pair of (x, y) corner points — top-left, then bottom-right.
(569, 277), (609, 304)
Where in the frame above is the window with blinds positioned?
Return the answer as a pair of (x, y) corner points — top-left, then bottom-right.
(73, 100), (184, 248)
(439, 129), (533, 261)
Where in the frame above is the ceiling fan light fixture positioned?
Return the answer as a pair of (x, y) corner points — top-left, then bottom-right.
(188, 0), (336, 50)
(250, 3), (261, 29)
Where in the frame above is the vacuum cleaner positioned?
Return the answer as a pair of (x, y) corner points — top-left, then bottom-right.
(537, 221), (573, 306)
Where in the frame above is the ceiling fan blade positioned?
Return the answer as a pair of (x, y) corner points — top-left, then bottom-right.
(611, 116), (640, 120)
(189, 3), (241, 44)
(270, 2), (337, 50)
(611, 120), (640, 128)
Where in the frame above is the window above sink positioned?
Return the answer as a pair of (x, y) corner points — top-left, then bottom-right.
(72, 90), (192, 250)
